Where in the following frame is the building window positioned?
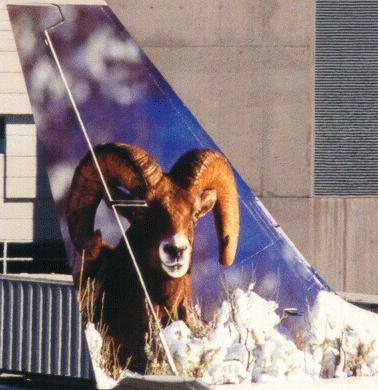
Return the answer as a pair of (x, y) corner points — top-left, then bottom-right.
(315, 1), (378, 195)
(0, 241), (69, 274)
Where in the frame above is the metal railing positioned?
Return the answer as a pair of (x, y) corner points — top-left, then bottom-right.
(0, 274), (94, 379)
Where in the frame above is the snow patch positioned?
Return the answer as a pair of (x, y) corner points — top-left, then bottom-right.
(85, 323), (118, 389)
(159, 287), (378, 385)
(161, 285), (309, 384)
(305, 291), (378, 378)
(84, 286), (378, 387)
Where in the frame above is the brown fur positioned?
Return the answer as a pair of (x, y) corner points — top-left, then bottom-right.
(69, 144), (240, 373)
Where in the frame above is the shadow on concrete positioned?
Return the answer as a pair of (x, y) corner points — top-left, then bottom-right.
(0, 373), (95, 390)
(115, 376), (209, 390)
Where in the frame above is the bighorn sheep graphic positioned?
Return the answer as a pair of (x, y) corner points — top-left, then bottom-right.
(67, 143), (239, 372)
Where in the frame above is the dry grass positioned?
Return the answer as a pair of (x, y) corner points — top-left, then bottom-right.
(349, 340), (375, 376)
(144, 300), (216, 377)
(144, 302), (170, 375)
(77, 255), (130, 381)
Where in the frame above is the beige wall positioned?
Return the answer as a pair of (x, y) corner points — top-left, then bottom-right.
(107, 0), (378, 296)
(0, 0), (105, 242)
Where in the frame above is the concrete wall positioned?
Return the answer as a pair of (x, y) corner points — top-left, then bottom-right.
(0, 0), (377, 295)
(107, 0), (378, 296)
(107, 0), (314, 199)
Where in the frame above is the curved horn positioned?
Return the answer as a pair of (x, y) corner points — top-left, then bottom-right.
(67, 143), (163, 258)
(170, 149), (239, 266)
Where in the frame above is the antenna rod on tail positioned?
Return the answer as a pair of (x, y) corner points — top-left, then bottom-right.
(43, 4), (179, 376)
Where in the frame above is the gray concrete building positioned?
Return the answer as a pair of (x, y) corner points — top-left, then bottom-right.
(0, 0), (377, 303)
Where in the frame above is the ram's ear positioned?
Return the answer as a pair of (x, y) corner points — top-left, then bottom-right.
(198, 189), (217, 219)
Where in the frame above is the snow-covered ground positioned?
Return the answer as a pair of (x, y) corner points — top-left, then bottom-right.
(85, 284), (378, 389)
(85, 323), (118, 389)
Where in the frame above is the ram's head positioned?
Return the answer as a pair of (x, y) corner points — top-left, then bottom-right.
(67, 143), (239, 278)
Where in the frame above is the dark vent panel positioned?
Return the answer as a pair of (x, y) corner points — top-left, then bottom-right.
(315, 0), (378, 195)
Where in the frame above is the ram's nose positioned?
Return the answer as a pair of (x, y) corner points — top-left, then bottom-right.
(159, 233), (191, 278)
(163, 244), (188, 260)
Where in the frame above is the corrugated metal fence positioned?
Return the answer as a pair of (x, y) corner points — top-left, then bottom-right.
(0, 275), (94, 379)
(315, 0), (378, 195)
